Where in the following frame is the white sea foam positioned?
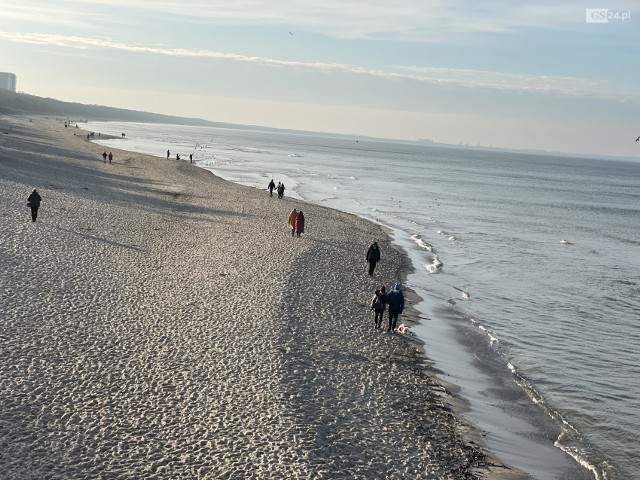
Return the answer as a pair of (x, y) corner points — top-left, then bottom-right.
(477, 325), (499, 346)
(508, 360), (602, 479)
(411, 234), (433, 252)
(425, 255), (443, 274)
(453, 286), (470, 299)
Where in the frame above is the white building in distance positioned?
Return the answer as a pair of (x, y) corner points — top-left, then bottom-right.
(0, 72), (17, 92)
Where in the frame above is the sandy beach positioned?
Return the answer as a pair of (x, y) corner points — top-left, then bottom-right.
(0, 117), (522, 479)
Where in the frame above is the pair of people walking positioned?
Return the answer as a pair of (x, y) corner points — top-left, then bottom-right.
(370, 283), (405, 332)
(102, 151), (113, 164)
(267, 179), (285, 198)
(288, 208), (305, 237)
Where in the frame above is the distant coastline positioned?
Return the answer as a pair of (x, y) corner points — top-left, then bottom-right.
(414, 137), (640, 163)
(0, 89), (226, 128)
(2, 89), (637, 163)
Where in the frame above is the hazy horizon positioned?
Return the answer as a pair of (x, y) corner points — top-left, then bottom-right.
(2, 1), (639, 158)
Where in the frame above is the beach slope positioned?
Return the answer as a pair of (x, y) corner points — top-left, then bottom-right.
(0, 117), (519, 478)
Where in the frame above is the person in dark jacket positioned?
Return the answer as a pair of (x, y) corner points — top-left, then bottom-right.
(268, 179), (276, 197)
(366, 241), (381, 276)
(27, 189), (42, 222)
(370, 286), (387, 329)
(387, 283), (405, 332)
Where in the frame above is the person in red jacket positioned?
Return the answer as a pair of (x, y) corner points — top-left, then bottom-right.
(295, 210), (305, 237)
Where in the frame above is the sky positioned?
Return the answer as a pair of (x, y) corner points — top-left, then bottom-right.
(1, 1), (639, 158)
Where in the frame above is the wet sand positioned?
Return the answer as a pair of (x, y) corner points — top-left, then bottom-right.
(0, 116), (524, 479)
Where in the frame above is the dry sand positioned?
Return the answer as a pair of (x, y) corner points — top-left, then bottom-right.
(0, 117), (523, 479)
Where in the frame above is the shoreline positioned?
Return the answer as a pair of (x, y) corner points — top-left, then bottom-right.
(80, 117), (605, 479)
(1, 115), (523, 478)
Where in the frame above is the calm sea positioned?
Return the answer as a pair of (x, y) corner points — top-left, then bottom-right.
(89, 121), (640, 480)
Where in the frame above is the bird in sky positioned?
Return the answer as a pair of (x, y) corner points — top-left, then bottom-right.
(635, 135), (640, 142)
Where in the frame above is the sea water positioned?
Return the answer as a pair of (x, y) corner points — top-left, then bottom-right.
(89, 121), (640, 480)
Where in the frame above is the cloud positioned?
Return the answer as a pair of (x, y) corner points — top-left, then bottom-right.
(0, 3), (111, 29)
(4, 0), (636, 40)
(395, 66), (616, 95)
(1, 31), (637, 104)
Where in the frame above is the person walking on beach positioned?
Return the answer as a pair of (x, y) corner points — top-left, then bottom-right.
(27, 188), (42, 222)
(268, 179), (276, 197)
(288, 208), (298, 236)
(167, 149), (170, 159)
(294, 210), (305, 237)
(277, 182), (285, 199)
(190, 153), (193, 163)
(366, 241), (381, 276)
(370, 285), (387, 329)
(176, 153), (180, 161)
(102, 151), (107, 163)
(387, 283), (404, 332)
(108, 152), (113, 164)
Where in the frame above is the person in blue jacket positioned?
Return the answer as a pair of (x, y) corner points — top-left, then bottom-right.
(387, 283), (404, 332)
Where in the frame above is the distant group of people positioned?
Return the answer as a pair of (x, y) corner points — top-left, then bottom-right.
(25, 182), (408, 335)
(288, 208), (305, 237)
(267, 179), (286, 199)
(166, 150), (194, 163)
(102, 151), (113, 164)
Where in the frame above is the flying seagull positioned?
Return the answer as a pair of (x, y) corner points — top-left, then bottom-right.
(636, 135), (640, 142)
